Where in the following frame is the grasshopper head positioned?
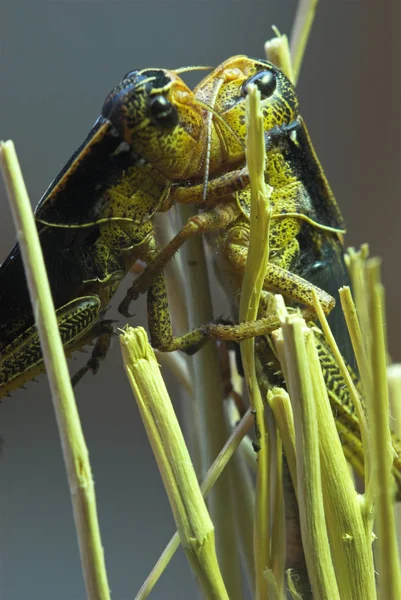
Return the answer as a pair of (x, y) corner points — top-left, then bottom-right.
(194, 56), (299, 163)
(102, 68), (205, 178)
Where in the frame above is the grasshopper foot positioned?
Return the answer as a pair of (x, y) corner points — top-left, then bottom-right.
(118, 280), (143, 317)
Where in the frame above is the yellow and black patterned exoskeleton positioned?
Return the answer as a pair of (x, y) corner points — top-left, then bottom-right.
(127, 56), (401, 499)
(1, 56), (400, 500)
(0, 67), (213, 396)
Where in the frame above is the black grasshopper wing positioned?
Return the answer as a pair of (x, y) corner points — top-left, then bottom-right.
(35, 116), (133, 227)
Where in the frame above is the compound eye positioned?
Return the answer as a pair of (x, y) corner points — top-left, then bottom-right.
(148, 95), (179, 129)
(242, 70), (276, 98)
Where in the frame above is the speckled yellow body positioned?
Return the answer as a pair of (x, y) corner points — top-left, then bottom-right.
(128, 56), (401, 499)
(2, 56), (401, 500)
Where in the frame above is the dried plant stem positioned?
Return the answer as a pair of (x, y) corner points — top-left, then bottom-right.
(265, 30), (295, 84)
(133, 399), (254, 599)
(339, 286), (375, 508)
(366, 261), (401, 599)
(0, 141), (110, 600)
(224, 400), (255, 594)
(240, 84), (273, 598)
(275, 302), (340, 600)
(269, 432), (285, 594)
(154, 350), (193, 397)
(177, 203), (242, 597)
(290, 0), (319, 84)
(339, 286), (372, 399)
(388, 364), (401, 442)
(312, 288), (370, 488)
(121, 327), (229, 600)
(345, 246), (371, 365)
(275, 296), (378, 599)
(388, 364), (401, 550)
(268, 388), (297, 491)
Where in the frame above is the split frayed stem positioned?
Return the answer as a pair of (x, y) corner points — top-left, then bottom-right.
(265, 30), (295, 84)
(0, 141), (110, 600)
(275, 300), (340, 600)
(133, 388), (254, 598)
(121, 326), (229, 600)
(275, 296), (377, 599)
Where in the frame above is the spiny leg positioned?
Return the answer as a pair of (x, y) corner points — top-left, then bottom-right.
(145, 223), (336, 352)
(118, 202), (239, 317)
(123, 218), (335, 354)
(170, 167), (249, 207)
(146, 273), (212, 353)
(224, 240), (335, 315)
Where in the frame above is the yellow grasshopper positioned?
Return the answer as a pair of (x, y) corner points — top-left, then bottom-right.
(128, 56), (401, 499)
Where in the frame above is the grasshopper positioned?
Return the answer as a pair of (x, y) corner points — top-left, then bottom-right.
(0, 66), (235, 398)
(128, 56), (401, 498)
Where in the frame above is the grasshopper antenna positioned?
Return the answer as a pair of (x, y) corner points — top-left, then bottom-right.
(190, 96), (246, 202)
(202, 76), (224, 202)
(175, 65), (213, 74)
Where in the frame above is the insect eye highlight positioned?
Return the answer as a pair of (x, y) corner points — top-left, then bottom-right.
(148, 95), (179, 129)
(242, 70), (277, 98)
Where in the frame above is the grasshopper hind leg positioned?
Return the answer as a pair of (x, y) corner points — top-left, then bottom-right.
(0, 296), (111, 398)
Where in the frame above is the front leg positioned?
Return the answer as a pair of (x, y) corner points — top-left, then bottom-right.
(118, 202), (239, 317)
(170, 166), (249, 207)
(146, 273), (210, 353)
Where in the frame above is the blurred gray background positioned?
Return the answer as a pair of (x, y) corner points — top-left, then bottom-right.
(0, 1), (399, 599)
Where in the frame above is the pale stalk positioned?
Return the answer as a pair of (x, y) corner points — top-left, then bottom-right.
(265, 570), (281, 600)
(270, 432), (285, 597)
(366, 261), (401, 599)
(290, 0), (319, 84)
(224, 399), (256, 596)
(267, 388), (297, 493)
(154, 210), (202, 469)
(0, 141), (110, 600)
(239, 84), (273, 598)
(388, 365), (401, 441)
(177, 203), (241, 597)
(135, 408), (254, 599)
(287, 570), (304, 600)
(305, 324), (376, 599)
(270, 338), (311, 597)
(344, 246), (371, 366)
(312, 289), (370, 490)
(275, 303), (377, 599)
(339, 286), (375, 510)
(387, 364), (401, 551)
(225, 375), (257, 472)
(265, 30), (294, 84)
(275, 300), (340, 600)
(154, 350), (193, 398)
(120, 327), (228, 600)
(339, 286), (372, 400)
